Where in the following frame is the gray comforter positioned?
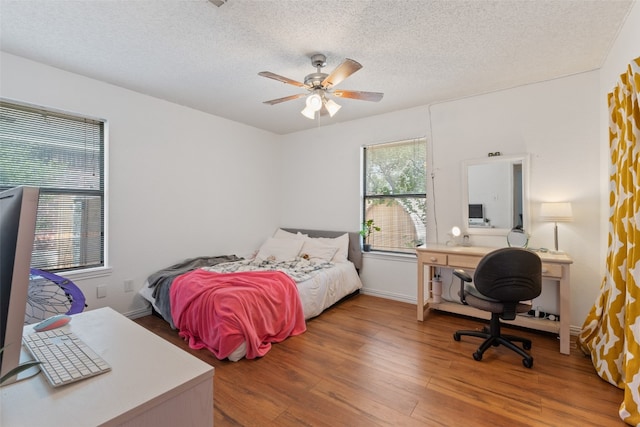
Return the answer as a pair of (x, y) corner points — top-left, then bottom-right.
(146, 254), (241, 328)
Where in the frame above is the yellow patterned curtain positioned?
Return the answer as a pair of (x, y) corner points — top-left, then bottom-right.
(578, 57), (640, 427)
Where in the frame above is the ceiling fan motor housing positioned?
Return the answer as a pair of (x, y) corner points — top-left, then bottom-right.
(304, 72), (328, 88)
(306, 54), (328, 88)
(310, 53), (327, 69)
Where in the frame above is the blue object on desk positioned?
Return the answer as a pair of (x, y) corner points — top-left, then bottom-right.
(33, 314), (72, 332)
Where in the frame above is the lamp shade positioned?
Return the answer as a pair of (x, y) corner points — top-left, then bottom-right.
(305, 93), (322, 111)
(540, 202), (573, 222)
(301, 106), (316, 119)
(324, 99), (341, 117)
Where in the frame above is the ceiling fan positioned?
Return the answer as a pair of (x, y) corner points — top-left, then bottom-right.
(258, 53), (384, 119)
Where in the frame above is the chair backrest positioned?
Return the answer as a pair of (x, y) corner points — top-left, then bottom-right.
(473, 248), (542, 302)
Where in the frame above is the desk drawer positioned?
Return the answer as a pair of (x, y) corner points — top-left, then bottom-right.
(541, 263), (563, 278)
(448, 254), (482, 269)
(421, 252), (447, 266)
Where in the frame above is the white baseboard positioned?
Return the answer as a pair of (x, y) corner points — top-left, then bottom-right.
(124, 306), (152, 319)
(360, 288), (415, 304)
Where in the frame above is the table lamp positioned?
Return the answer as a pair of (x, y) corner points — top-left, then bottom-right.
(540, 202), (572, 253)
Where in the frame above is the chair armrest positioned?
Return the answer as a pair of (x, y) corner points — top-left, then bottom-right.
(452, 269), (472, 305)
(453, 269), (472, 282)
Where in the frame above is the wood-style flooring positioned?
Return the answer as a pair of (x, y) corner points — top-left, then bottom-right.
(134, 294), (625, 426)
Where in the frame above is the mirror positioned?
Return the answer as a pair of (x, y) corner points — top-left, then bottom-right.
(462, 154), (529, 235)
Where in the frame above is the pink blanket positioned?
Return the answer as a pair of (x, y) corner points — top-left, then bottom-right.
(170, 268), (306, 360)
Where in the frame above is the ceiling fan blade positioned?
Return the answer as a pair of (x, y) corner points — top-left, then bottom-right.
(258, 71), (308, 88)
(321, 59), (362, 89)
(262, 93), (307, 105)
(333, 90), (384, 102)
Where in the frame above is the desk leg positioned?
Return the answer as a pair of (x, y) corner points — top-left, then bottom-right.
(417, 260), (425, 321)
(417, 262), (435, 321)
(558, 268), (571, 355)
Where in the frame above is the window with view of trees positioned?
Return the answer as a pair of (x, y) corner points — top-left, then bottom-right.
(0, 100), (105, 272)
(362, 138), (427, 253)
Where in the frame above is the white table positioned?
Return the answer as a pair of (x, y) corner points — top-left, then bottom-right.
(1, 307), (214, 426)
(416, 245), (573, 354)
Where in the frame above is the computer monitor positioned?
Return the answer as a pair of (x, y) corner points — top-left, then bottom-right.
(0, 186), (40, 386)
(468, 203), (484, 224)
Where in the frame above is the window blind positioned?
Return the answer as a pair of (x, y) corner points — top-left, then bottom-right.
(363, 137), (427, 252)
(0, 100), (105, 271)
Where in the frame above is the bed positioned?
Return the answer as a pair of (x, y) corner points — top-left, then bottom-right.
(138, 228), (363, 361)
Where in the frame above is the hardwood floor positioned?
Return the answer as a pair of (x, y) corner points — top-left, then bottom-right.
(134, 294), (625, 426)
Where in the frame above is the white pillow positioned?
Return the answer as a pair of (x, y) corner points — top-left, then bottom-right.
(310, 233), (349, 263)
(272, 228), (306, 240)
(299, 239), (339, 263)
(255, 237), (304, 262)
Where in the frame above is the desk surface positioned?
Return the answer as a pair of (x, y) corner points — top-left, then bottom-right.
(1, 307), (214, 427)
(417, 244), (573, 264)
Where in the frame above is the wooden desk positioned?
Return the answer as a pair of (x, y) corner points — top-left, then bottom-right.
(1, 307), (214, 426)
(416, 245), (573, 355)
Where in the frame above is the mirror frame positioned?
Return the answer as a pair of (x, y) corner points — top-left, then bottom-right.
(461, 154), (530, 236)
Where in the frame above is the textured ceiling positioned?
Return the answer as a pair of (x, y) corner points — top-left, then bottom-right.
(0, 0), (634, 135)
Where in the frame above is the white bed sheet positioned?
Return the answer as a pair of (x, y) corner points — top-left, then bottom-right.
(138, 260), (362, 361)
(296, 261), (362, 319)
(139, 282), (161, 313)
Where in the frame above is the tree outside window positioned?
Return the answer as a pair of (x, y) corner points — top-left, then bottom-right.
(362, 138), (427, 253)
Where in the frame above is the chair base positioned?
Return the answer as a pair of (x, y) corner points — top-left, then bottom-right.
(453, 314), (534, 368)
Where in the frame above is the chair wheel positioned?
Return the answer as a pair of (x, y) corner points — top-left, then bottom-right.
(473, 351), (482, 361)
(523, 358), (533, 368)
(523, 341), (532, 350)
(453, 333), (461, 341)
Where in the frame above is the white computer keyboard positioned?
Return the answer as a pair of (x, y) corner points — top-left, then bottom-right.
(22, 329), (111, 387)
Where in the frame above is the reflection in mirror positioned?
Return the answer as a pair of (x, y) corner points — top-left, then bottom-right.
(462, 154), (529, 235)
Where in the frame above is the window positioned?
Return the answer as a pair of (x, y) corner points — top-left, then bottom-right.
(0, 100), (105, 272)
(362, 138), (427, 253)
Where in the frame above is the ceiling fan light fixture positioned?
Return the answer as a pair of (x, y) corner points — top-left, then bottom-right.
(260, 54), (383, 121)
(305, 93), (323, 111)
(301, 106), (316, 119)
(324, 98), (341, 117)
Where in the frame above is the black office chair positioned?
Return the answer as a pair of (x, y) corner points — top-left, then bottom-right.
(452, 247), (542, 368)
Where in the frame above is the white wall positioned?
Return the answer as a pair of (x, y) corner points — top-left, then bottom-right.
(278, 106), (432, 232)
(432, 72), (602, 324)
(280, 71), (602, 327)
(278, 107), (432, 303)
(1, 53), (281, 317)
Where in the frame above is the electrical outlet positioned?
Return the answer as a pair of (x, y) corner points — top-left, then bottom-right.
(124, 279), (134, 293)
(97, 285), (107, 298)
